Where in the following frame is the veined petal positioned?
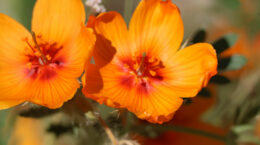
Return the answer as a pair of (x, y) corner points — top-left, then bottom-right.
(1, 1), (95, 110)
(58, 26), (96, 77)
(162, 43), (217, 98)
(94, 12), (131, 57)
(29, 74), (80, 109)
(83, 59), (183, 124)
(28, 26), (96, 109)
(0, 14), (32, 108)
(83, 0), (217, 124)
(32, 0), (85, 45)
(83, 59), (133, 107)
(0, 100), (24, 110)
(0, 13), (31, 64)
(134, 84), (183, 124)
(129, 0), (184, 60)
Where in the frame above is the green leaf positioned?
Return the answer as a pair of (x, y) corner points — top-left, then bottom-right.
(213, 33), (238, 55)
(218, 56), (231, 70)
(224, 54), (247, 71)
(213, 38), (229, 54)
(210, 75), (231, 84)
(225, 33), (239, 47)
(191, 29), (207, 44)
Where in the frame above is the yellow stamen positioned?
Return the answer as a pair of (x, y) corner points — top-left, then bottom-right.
(149, 57), (155, 63)
(133, 63), (139, 70)
(149, 70), (156, 76)
(123, 63), (129, 69)
(129, 71), (135, 75)
(26, 62), (32, 69)
(136, 52), (146, 76)
(46, 54), (51, 61)
(34, 51), (41, 57)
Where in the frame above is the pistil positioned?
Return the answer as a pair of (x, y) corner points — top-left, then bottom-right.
(31, 32), (48, 65)
(137, 52), (146, 76)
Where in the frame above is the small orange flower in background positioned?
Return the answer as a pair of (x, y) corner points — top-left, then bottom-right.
(0, 0), (95, 109)
(83, 0), (218, 124)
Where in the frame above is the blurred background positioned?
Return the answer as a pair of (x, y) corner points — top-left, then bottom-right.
(0, 0), (260, 145)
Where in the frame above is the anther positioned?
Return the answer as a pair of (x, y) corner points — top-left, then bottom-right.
(136, 52), (146, 76)
(46, 54), (52, 61)
(148, 57), (155, 63)
(123, 64), (129, 69)
(133, 63), (139, 70)
(26, 62), (32, 69)
(129, 71), (135, 75)
(34, 51), (41, 57)
(149, 70), (156, 76)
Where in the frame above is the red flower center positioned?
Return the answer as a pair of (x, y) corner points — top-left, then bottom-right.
(119, 53), (165, 94)
(23, 34), (64, 80)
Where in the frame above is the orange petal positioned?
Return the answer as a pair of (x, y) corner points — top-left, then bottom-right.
(82, 33), (117, 95)
(82, 63), (103, 94)
(32, 0), (85, 45)
(131, 84), (183, 124)
(28, 26), (96, 109)
(0, 14), (32, 109)
(83, 59), (183, 124)
(59, 26), (96, 78)
(129, 0), (183, 59)
(161, 43), (217, 98)
(83, 59), (131, 107)
(0, 100), (24, 110)
(28, 74), (80, 109)
(86, 15), (97, 28)
(0, 13), (31, 64)
(94, 12), (131, 57)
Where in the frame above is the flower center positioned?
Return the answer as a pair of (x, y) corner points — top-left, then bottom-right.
(23, 33), (64, 80)
(123, 53), (164, 81)
(120, 53), (165, 94)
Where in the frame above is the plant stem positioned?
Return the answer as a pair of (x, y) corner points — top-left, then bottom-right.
(165, 125), (226, 141)
(135, 124), (227, 142)
(97, 115), (118, 145)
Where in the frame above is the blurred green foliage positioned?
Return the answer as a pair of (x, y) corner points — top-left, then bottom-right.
(0, 110), (8, 145)
(0, 0), (35, 29)
(219, 0), (240, 10)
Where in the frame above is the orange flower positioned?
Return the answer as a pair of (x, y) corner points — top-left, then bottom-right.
(0, 0), (95, 109)
(83, 0), (217, 124)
